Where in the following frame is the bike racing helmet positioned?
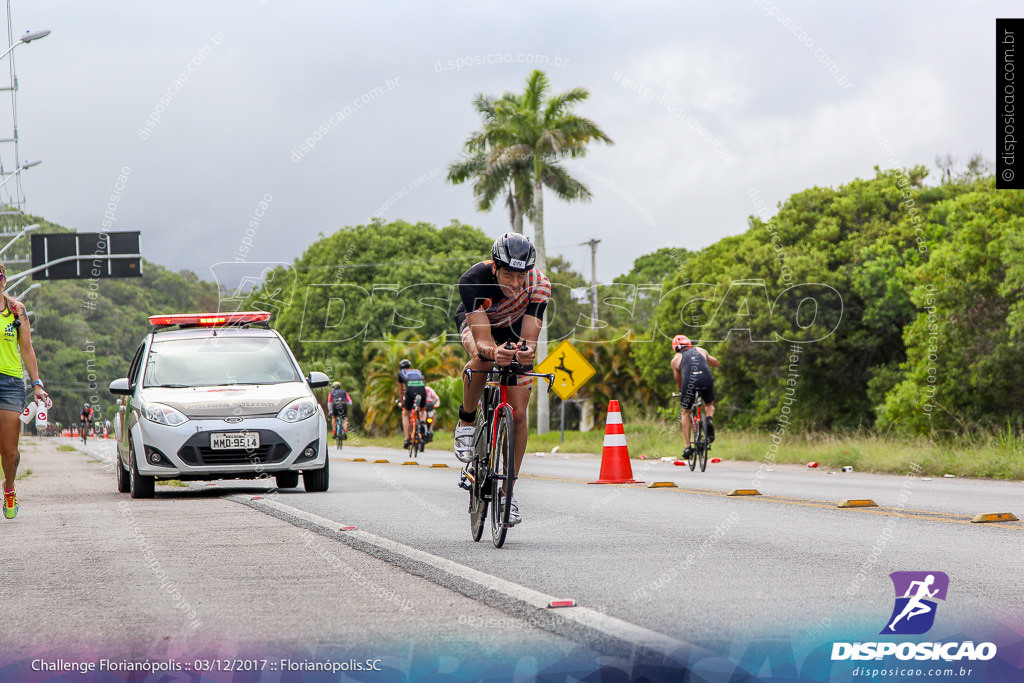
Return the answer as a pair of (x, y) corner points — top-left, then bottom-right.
(672, 334), (692, 352)
(491, 233), (536, 272)
(399, 359), (412, 369)
(332, 381), (340, 389)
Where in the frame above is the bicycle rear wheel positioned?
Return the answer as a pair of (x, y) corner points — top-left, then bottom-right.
(490, 405), (515, 548)
(688, 416), (698, 472)
(408, 425), (418, 458)
(698, 417), (709, 472)
(694, 417), (707, 472)
(469, 408), (489, 542)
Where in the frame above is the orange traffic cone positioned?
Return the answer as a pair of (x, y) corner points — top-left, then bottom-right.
(589, 400), (642, 484)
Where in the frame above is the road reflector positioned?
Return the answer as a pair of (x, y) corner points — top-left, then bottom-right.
(970, 512), (1019, 523)
(431, 463), (448, 468)
(402, 461), (419, 466)
(340, 526), (357, 531)
(349, 457), (367, 462)
(374, 459), (389, 463)
(672, 460), (687, 466)
(728, 489), (762, 496)
(838, 499), (878, 508)
(547, 599), (577, 608)
(648, 481), (678, 488)
(251, 496), (263, 500)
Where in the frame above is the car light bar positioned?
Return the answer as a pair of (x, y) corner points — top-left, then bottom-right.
(148, 312), (272, 328)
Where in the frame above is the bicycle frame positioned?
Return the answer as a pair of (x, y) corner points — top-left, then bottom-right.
(464, 361), (555, 547)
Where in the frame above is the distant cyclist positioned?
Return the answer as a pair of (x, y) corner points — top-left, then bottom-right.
(80, 403), (94, 437)
(327, 382), (351, 439)
(670, 334), (719, 460)
(453, 233), (550, 526)
(397, 359), (427, 449)
(422, 384), (440, 442)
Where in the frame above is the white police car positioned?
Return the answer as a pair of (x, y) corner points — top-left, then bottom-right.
(108, 312), (330, 498)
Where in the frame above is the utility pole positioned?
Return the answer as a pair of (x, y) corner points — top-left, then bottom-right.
(579, 238), (600, 432)
(582, 238), (601, 329)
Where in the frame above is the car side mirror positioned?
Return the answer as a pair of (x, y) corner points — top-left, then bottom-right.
(108, 377), (133, 395)
(307, 371), (329, 389)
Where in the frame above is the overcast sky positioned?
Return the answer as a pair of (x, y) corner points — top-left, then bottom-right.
(3, 1), (1012, 290)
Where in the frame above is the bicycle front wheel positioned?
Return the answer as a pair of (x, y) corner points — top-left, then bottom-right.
(469, 409), (489, 542)
(490, 405), (516, 548)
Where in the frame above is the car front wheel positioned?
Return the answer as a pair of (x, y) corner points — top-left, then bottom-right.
(302, 458), (329, 492)
(275, 471), (300, 489)
(116, 449), (131, 493)
(129, 438), (155, 499)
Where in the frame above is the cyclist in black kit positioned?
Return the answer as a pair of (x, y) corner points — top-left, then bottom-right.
(453, 233), (551, 526)
(398, 359), (427, 449)
(670, 334), (720, 459)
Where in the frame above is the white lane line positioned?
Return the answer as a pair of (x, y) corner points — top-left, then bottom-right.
(234, 495), (689, 658)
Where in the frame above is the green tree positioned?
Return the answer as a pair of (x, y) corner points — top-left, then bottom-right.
(241, 219), (494, 417)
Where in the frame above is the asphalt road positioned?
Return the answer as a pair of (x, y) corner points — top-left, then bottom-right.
(16, 435), (1023, 680)
(259, 444), (1023, 647)
(2, 437), (598, 678)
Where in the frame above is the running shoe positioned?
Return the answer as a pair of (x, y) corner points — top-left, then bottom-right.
(454, 424), (475, 463)
(3, 488), (18, 519)
(503, 495), (522, 526)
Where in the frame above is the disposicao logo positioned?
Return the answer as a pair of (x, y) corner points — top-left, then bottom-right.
(881, 571), (948, 635)
(831, 570), (997, 662)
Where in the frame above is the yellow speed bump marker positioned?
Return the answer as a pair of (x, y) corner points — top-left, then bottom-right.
(431, 463), (449, 468)
(648, 481), (678, 488)
(349, 458), (367, 462)
(374, 459), (389, 463)
(728, 489), (762, 496)
(402, 461), (419, 466)
(838, 499), (878, 508)
(970, 512), (1019, 523)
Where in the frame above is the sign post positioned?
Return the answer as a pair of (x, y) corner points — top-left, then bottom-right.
(535, 340), (597, 442)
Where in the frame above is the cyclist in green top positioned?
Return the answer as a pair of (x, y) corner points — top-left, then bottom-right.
(397, 359), (427, 449)
(0, 263), (50, 519)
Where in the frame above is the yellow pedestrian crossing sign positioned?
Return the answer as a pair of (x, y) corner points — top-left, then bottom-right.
(535, 340), (596, 401)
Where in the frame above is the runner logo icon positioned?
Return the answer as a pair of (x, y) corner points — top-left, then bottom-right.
(881, 571), (949, 635)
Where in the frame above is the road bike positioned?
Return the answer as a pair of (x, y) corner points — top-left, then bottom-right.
(407, 395), (426, 459)
(333, 414), (347, 451)
(464, 345), (554, 548)
(80, 421), (89, 446)
(673, 391), (710, 472)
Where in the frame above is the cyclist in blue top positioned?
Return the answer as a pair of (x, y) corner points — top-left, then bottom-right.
(398, 359), (427, 449)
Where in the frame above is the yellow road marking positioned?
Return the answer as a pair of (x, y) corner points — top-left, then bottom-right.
(332, 458), (1023, 530)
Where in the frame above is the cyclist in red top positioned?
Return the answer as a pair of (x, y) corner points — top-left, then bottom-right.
(453, 233), (550, 526)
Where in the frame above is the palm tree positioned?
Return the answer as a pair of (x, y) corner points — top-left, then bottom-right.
(447, 94), (533, 233)
(483, 70), (613, 432)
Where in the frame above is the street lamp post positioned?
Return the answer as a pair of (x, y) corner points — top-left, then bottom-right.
(0, 29), (50, 63)
(0, 160), (41, 192)
(0, 221), (38, 257)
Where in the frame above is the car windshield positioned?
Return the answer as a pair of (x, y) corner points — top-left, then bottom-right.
(143, 336), (303, 387)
